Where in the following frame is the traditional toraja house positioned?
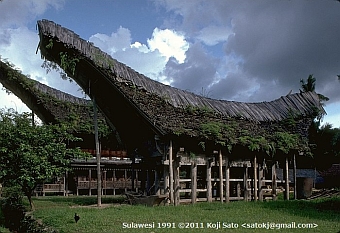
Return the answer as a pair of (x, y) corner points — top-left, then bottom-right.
(4, 19), (326, 203)
(0, 59), (142, 196)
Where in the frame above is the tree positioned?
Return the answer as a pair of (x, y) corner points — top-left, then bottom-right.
(312, 123), (340, 170)
(300, 74), (329, 103)
(0, 109), (86, 209)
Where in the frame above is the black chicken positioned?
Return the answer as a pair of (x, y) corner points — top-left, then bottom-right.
(74, 213), (80, 223)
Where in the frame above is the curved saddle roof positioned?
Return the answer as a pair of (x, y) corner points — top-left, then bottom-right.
(36, 19), (326, 152)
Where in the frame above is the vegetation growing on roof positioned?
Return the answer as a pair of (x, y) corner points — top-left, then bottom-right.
(59, 52), (79, 76)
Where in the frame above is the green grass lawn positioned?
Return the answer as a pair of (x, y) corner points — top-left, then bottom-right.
(30, 196), (340, 233)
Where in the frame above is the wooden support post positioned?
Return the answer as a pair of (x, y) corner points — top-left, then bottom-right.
(125, 169), (128, 194)
(65, 171), (69, 196)
(284, 157), (289, 200)
(225, 156), (230, 203)
(103, 171), (107, 196)
(272, 162), (277, 201)
(258, 164), (264, 202)
(293, 154), (297, 200)
(174, 157), (180, 206)
(191, 162), (197, 204)
(89, 169), (92, 196)
(93, 98), (101, 207)
(206, 159), (212, 202)
(164, 166), (169, 195)
(219, 150), (223, 203)
(113, 170), (116, 195)
(243, 165), (248, 201)
(135, 170), (139, 192)
(169, 140), (174, 205)
(254, 155), (258, 201)
(155, 169), (160, 195)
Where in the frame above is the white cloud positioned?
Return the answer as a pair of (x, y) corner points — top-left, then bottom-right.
(0, 0), (64, 28)
(197, 25), (232, 46)
(89, 26), (190, 83)
(147, 28), (189, 63)
(89, 27), (132, 54)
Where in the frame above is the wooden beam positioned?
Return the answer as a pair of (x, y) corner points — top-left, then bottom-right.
(206, 159), (212, 202)
(219, 150), (223, 203)
(191, 162), (197, 204)
(169, 140), (174, 204)
(254, 155), (258, 201)
(225, 156), (230, 203)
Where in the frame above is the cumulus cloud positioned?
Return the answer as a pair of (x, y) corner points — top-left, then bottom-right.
(89, 26), (190, 82)
(164, 42), (218, 94)
(147, 28), (189, 63)
(154, 0), (340, 105)
(0, 0), (64, 28)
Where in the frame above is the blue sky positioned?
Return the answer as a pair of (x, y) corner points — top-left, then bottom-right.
(1, 0), (340, 127)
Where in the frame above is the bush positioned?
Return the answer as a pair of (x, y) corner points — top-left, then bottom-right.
(0, 186), (57, 233)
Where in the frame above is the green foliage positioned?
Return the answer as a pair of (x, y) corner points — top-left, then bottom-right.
(0, 109), (87, 209)
(282, 108), (298, 128)
(184, 105), (214, 116)
(274, 131), (300, 154)
(92, 50), (115, 69)
(45, 39), (53, 49)
(59, 52), (79, 76)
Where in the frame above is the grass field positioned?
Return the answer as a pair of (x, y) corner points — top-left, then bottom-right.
(29, 196), (339, 233)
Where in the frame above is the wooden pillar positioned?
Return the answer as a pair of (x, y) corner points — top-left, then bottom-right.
(125, 169), (128, 194)
(225, 156), (230, 203)
(164, 166), (169, 195)
(135, 170), (139, 192)
(206, 159), (212, 202)
(174, 157), (180, 206)
(65, 171), (69, 196)
(284, 157), (289, 200)
(191, 162), (197, 204)
(93, 97), (101, 207)
(293, 154), (297, 200)
(243, 164), (248, 201)
(155, 169), (160, 195)
(219, 150), (223, 203)
(272, 162), (277, 201)
(113, 170), (116, 195)
(169, 140), (174, 204)
(103, 171), (107, 196)
(254, 155), (258, 201)
(88, 169), (92, 196)
(258, 163), (264, 202)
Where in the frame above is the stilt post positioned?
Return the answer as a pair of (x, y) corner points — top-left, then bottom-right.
(254, 155), (258, 201)
(191, 161), (197, 204)
(169, 140), (174, 204)
(219, 150), (223, 203)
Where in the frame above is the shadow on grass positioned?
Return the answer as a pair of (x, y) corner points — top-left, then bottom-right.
(261, 197), (340, 222)
(32, 195), (125, 206)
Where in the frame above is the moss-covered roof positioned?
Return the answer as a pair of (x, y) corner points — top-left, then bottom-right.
(36, 19), (325, 153)
(0, 59), (110, 137)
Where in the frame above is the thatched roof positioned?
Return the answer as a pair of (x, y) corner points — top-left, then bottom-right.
(0, 59), (109, 135)
(37, 19), (325, 153)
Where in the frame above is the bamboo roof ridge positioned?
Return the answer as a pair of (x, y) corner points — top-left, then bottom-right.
(37, 19), (325, 123)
